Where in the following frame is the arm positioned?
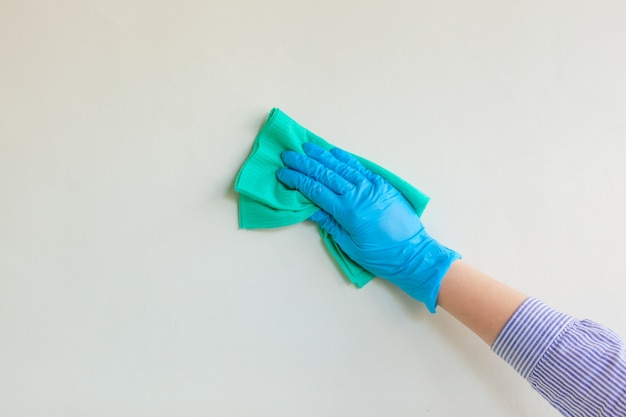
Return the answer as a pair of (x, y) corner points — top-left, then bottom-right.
(277, 142), (626, 416)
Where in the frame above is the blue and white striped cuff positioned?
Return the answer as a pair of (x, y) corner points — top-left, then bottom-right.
(491, 297), (575, 379)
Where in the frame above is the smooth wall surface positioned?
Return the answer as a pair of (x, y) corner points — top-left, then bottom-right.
(2, 1), (626, 416)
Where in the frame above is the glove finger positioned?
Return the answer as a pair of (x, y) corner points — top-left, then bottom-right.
(309, 210), (358, 254)
(281, 150), (353, 195)
(277, 168), (340, 214)
(330, 147), (380, 183)
(302, 142), (365, 186)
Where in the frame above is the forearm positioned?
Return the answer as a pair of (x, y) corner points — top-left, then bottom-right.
(436, 260), (528, 346)
(438, 261), (626, 416)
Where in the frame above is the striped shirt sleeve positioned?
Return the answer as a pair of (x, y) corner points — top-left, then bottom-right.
(492, 297), (626, 416)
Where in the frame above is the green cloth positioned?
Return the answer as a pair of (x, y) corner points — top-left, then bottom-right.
(234, 108), (430, 288)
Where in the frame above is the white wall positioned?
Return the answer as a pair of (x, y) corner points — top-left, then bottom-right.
(2, 1), (626, 416)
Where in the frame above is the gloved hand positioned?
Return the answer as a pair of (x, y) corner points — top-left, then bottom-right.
(277, 142), (460, 313)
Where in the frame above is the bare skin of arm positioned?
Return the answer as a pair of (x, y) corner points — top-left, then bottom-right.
(437, 260), (528, 346)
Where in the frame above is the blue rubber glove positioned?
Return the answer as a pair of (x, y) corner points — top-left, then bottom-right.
(277, 142), (460, 313)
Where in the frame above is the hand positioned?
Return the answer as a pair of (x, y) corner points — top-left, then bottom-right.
(277, 142), (460, 312)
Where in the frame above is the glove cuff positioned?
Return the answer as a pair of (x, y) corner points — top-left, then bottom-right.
(399, 240), (461, 313)
(422, 246), (462, 313)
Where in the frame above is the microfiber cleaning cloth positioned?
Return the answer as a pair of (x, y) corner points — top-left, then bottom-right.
(234, 108), (430, 288)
